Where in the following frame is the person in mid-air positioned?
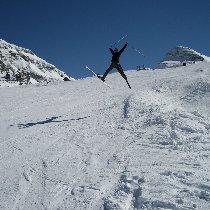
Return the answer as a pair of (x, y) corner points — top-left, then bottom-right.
(98, 42), (131, 89)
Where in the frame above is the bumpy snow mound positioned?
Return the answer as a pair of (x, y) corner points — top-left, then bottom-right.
(0, 39), (74, 86)
(157, 46), (210, 69)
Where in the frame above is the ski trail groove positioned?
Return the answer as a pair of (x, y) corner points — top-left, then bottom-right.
(123, 95), (132, 119)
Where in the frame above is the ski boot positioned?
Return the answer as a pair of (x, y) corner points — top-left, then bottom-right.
(97, 75), (105, 82)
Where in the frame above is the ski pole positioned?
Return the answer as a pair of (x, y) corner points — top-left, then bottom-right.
(111, 34), (128, 48)
(130, 45), (145, 57)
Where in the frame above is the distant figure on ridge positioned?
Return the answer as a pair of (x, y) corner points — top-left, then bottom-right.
(98, 42), (131, 89)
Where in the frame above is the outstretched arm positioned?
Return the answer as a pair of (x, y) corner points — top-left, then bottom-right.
(109, 48), (114, 54)
(119, 42), (128, 54)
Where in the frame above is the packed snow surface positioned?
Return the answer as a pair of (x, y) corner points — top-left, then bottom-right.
(0, 62), (210, 210)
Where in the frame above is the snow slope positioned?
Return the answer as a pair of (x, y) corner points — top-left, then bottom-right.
(0, 62), (210, 210)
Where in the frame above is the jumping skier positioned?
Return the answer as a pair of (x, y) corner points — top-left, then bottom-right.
(98, 42), (131, 89)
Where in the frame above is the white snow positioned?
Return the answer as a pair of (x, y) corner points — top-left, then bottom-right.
(0, 62), (210, 210)
(157, 46), (210, 69)
(0, 39), (74, 85)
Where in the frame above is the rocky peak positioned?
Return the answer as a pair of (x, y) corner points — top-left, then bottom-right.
(164, 46), (206, 62)
(157, 46), (210, 69)
(0, 39), (74, 86)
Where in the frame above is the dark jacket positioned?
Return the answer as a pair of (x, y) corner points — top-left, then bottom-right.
(109, 43), (128, 63)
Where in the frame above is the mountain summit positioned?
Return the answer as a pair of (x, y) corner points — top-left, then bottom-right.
(0, 39), (74, 86)
(157, 46), (210, 69)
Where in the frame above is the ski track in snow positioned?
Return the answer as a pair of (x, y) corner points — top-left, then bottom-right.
(0, 62), (210, 209)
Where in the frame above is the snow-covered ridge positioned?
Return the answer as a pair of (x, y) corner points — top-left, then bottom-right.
(157, 46), (210, 69)
(0, 39), (74, 87)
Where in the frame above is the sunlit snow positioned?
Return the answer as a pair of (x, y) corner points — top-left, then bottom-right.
(1, 62), (210, 209)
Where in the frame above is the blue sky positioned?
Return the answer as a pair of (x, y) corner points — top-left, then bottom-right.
(1, 0), (210, 79)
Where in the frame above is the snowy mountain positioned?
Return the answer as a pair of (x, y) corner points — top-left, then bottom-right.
(157, 46), (210, 69)
(0, 39), (74, 87)
(1, 61), (210, 209)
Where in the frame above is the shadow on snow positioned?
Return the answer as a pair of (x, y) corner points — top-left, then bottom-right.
(15, 116), (88, 129)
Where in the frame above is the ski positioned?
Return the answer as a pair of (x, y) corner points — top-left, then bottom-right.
(85, 66), (111, 88)
(126, 79), (131, 89)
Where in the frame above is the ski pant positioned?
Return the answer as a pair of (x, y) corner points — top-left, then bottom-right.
(103, 62), (127, 80)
